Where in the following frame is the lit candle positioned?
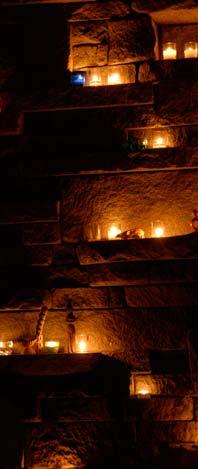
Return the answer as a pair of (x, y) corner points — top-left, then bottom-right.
(137, 388), (151, 397)
(76, 335), (87, 353)
(153, 136), (166, 149)
(108, 73), (121, 85)
(0, 340), (13, 355)
(89, 74), (101, 87)
(163, 42), (177, 60)
(184, 42), (197, 58)
(44, 340), (60, 353)
(107, 225), (121, 240)
(151, 220), (164, 238)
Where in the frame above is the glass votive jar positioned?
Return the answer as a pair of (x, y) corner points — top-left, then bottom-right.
(44, 340), (60, 353)
(162, 42), (177, 60)
(76, 334), (88, 353)
(0, 340), (13, 355)
(184, 42), (198, 58)
(151, 220), (164, 238)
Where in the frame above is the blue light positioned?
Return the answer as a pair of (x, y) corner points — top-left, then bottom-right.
(71, 71), (86, 85)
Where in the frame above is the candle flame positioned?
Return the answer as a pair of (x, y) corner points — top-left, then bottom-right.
(78, 338), (87, 353)
(45, 341), (59, 348)
(108, 73), (121, 85)
(108, 225), (121, 239)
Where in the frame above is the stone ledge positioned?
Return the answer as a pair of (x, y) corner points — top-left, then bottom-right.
(77, 233), (198, 265)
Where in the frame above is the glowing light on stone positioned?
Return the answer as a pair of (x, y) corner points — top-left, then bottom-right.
(163, 42), (177, 60)
(153, 136), (166, 149)
(151, 220), (164, 238)
(108, 73), (121, 85)
(0, 340), (13, 355)
(108, 225), (121, 239)
(89, 74), (101, 86)
(184, 42), (197, 58)
(76, 335), (87, 353)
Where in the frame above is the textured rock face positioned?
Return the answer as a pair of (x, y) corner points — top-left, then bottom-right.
(62, 172), (196, 241)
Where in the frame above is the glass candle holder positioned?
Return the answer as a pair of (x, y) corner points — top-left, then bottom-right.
(0, 340), (13, 355)
(184, 42), (198, 58)
(162, 42), (177, 60)
(151, 220), (164, 238)
(44, 340), (60, 353)
(76, 334), (88, 353)
(108, 72), (121, 85)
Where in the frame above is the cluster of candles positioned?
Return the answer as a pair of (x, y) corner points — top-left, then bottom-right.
(45, 335), (87, 354)
(71, 71), (121, 87)
(163, 41), (198, 59)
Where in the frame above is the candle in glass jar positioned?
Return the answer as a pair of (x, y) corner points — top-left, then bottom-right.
(163, 42), (177, 60)
(44, 340), (60, 353)
(184, 42), (197, 58)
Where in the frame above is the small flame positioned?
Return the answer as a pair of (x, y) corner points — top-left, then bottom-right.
(153, 136), (166, 148)
(77, 336), (87, 353)
(90, 75), (101, 86)
(138, 388), (150, 395)
(108, 73), (121, 85)
(154, 226), (164, 237)
(45, 341), (59, 348)
(108, 225), (121, 239)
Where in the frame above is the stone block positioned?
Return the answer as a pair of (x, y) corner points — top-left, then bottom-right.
(108, 16), (155, 64)
(61, 172), (198, 242)
(77, 233), (197, 265)
(73, 44), (99, 69)
(41, 396), (111, 422)
(51, 287), (108, 309)
(48, 265), (88, 288)
(0, 180), (59, 223)
(125, 284), (198, 307)
(71, 21), (108, 45)
(128, 396), (193, 421)
(22, 223), (61, 245)
(25, 245), (54, 266)
(52, 244), (78, 265)
(89, 259), (198, 286)
(136, 421), (198, 444)
(25, 421), (135, 469)
(69, 2), (130, 21)
(138, 61), (158, 82)
(194, 398), (198, 420)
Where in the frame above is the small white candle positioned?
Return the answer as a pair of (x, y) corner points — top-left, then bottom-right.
(76, 335), (87, 353)
(151, 220), (164, 238)
(163, 42), (177, 60)
(44, 340), (59, 353)
(153, 136), (166, 149)
(184, 42), (197, 58)
(89, 74), (101, 87)
(108, 73), (121, 85)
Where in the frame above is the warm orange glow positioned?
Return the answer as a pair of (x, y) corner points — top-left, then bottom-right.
(152, 220), (164, 238)
(89, 74), (101, 86)
(184, 42), (197, 58)
(76, 335), (87, 353)
(44, 340), (59, 352)
(0, 340), (13, 355)
(108, 73), (121, 85)
(108, 225), (121, 239)
(163, 42), (176, 59)
(138, 388), (150, 396)
(153, 136), (166, 148)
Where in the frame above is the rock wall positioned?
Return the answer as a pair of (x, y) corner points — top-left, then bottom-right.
(0, 1), (198, 469)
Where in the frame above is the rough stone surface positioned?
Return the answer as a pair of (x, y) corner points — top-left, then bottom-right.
(25, 422), (135, 469)
(77, 233), (198, 264)
(125, 284), (198, 307)
(61, 172), (197, 242)
(108, 17), (156, 64)
(41, 396), (111, 421)
(128, 396), (194, 420)
(130, 373), (194, 396)
(22, 223), (61, 245)
(73, 44), (106, 69)
(51, 287), (108, 309)
(136, 421), (198, 444)
(69, 2), (130, 22)
(89, 259), (197, 286)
